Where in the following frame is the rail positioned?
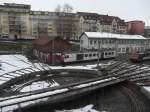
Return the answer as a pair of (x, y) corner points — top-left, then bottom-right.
(0, 76), (125, 112)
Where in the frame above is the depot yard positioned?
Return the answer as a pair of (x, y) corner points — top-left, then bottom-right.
(0, 54), (150, 112)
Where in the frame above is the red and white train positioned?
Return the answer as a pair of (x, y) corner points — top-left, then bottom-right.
(129, 51), (150, 62)
(33, 49), (117, 64)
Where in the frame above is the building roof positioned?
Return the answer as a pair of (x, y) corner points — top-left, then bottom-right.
(145, 26), (150, 29)
(33, 36), (71, 53)
(83, 32), (146, 40)
(33, 37), (53, 46)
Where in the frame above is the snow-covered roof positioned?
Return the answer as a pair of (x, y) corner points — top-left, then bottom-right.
(84, 32), (146, 40)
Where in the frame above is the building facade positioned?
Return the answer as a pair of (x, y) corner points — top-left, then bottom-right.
(77, 12), (127, 38)
(30, 11), (58, 39)
(0, 3), (145, 41)
(33, 36), (71, 63)
(99, 15), (127, 34)
(127, 21), (145, 35)
(0, 3), (32, 39)
(55, 12), (79, 40)
(144, 26), (150, 38)
(80, 32), (148, 53)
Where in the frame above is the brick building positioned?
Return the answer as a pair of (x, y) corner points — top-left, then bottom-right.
(127, 21), (145, 35)
(33, 36), (71, 63)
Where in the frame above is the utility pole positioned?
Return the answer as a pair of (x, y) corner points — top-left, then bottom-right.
(52, 37), (55, 65)
(97, 40), (100, 67)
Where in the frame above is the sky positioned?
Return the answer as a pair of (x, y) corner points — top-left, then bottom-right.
(0, 0), (150, 25)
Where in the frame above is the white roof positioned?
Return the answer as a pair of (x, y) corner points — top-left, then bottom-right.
(84, 32), (146, 40)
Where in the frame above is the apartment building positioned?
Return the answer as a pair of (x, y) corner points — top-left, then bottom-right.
(144, 26), (150, 38)
(77, 12), (101, 37)
(0, 3), (31, 39)
(77, 12), (127, 38)
(99, 15), (127, 34)
(30, 11), (58, 38)
(55, 12), (79, 40)
(0, 3), (139, 40)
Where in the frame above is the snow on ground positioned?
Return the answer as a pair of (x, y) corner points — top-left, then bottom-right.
(0, 54), (113, 75)
(20, 80), (59, 92)
(56, 104), (101, 112)
(1, 88), (69, 112)
(0, 54), (32, 74)
(143, 86), (150, 92)
(0, 54), (114, 87)
(0, 54), (33, 85)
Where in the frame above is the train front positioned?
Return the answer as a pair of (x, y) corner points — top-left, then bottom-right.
(129, 52), (140, 62)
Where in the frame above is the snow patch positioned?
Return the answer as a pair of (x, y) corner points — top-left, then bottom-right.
(55, 104), (100, 112)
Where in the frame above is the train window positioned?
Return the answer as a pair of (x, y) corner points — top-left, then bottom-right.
(105, 52), (107, 55)
(93, 53), (96, 56)
(97, 53), (99, 56)
(108, 52), (111, 55)
(89, 54), (92, 57)
(85, 54), (88, 57)
(65, 55), (69, 58)
(112, 52), (114, 55)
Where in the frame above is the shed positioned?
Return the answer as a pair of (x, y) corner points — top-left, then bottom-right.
(33, 36), (71, 63)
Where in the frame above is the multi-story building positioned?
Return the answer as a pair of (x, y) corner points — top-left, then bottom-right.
(77, 12), (101, 37)
(144, 26), (150, 38)
(30, 11), (58, 38)
(80, 32), (148, 53)
(99, 15), (127, 34)
(77, 12), (127, 38)
(0, 3), (31, 39)
(0, 3), (143, 41)
(55, 12), (79, 40)
(127, 21), (145, 35)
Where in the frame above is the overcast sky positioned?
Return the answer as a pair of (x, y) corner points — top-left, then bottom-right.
(0, 0), (150, 25)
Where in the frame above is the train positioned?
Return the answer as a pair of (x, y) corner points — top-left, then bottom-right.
(33, 49), (117, 64)
(129, 51), (150, 62)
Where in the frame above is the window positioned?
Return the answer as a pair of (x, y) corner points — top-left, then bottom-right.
(84, 54), (88, 57)
(122, 48), (125, 52)
(93, 53), (96, 56)
(98, 41), (101, 44)
(89, 54), (92, 57)
(118, 48), (121, 52)
(94, 40), (96, 44)
(90, 40), (93, 44)
(108, 52), (111, 55)
(65, 55), (69, 59)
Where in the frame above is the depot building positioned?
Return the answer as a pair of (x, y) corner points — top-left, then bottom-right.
(80, 32), (149, 53)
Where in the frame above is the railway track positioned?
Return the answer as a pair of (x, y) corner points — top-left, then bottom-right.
(0, 75), (125, 112)
(0, 61), (150, 111)
(119, 83), (145, 112)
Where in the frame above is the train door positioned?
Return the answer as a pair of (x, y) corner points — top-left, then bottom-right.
(76, 53), (84, 61)
(101, 52), (104, 59)
(126, 47), (129, 53)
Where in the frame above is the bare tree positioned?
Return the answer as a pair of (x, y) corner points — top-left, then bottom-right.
(55, 4), (73, 13)
(55, 4), (61, 12)
(54, 4), (75, 40)
(63, 4), (73, 13)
